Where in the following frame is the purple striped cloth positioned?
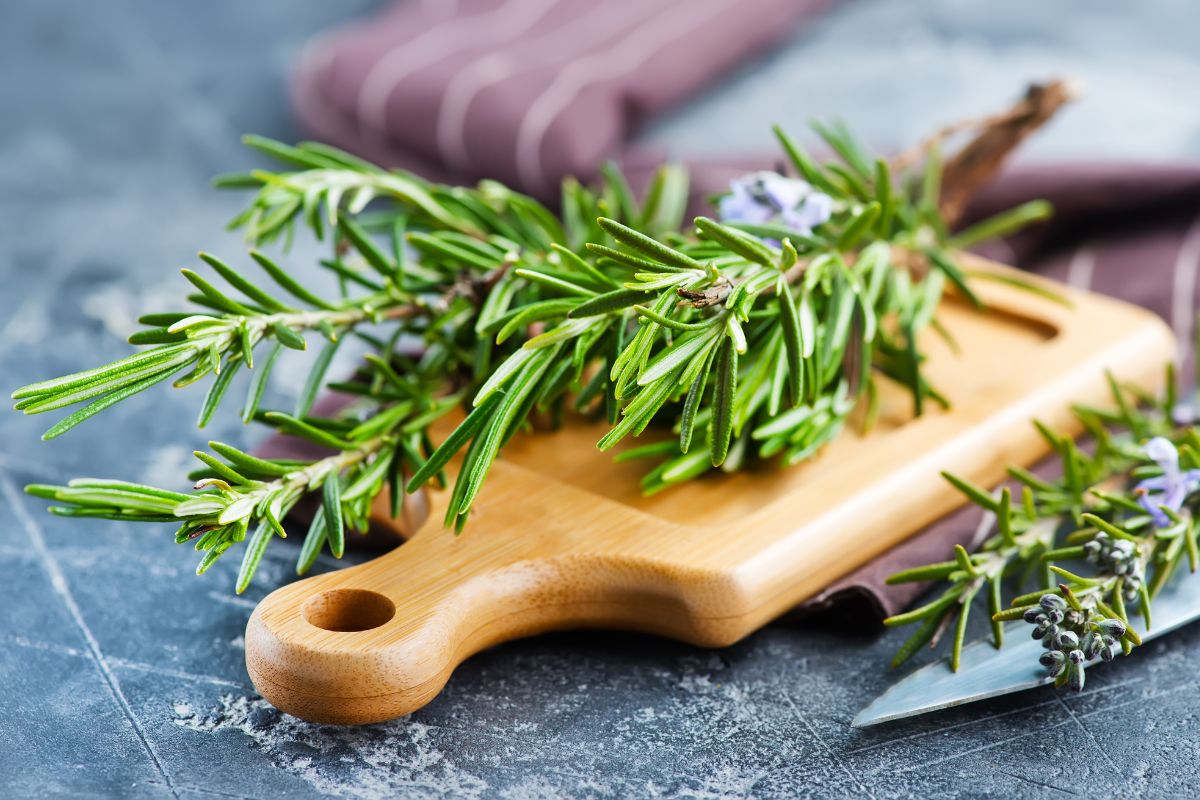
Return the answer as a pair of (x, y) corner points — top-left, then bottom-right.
(281, 2), (1200, 619)
(292, 0), (831, 197)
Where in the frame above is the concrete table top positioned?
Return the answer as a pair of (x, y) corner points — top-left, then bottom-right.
(2, 1), (1198, 797)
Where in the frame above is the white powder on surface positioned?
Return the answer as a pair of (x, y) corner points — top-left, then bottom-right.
(173, 694), (489, 799)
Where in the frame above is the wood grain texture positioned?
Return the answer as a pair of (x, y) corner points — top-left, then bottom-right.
(246, 257), (1174, 724)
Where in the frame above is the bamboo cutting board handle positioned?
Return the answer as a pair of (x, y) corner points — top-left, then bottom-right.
(246, 463), (744, 725)
(245, 259), (1176, 724)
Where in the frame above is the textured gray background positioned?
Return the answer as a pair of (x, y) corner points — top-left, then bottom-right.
(3, 1), (1200, 798)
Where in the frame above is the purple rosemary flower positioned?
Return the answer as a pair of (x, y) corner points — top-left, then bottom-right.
(1135, 436), (1200, 527)
(718, 171), (833, 234)
(1172, 403), (1197, 427)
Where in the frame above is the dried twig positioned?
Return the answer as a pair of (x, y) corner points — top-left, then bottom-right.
(893, 79), (1078, 226)
(941, 80), (1078, 225)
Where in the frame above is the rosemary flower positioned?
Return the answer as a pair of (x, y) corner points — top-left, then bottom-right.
(1135, 436), (1200, 527)
(1171, 403), (1197, 427)
(718, 171), (832, 233)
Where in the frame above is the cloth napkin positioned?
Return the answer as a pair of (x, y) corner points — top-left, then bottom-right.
(281, 1), (1200, 620)
(292, 0), (831, 198)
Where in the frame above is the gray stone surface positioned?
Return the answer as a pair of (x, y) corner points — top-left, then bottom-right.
(2, 1), (1199, 798)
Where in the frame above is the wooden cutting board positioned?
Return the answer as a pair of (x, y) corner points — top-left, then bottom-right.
(245, 257), (1174, 724)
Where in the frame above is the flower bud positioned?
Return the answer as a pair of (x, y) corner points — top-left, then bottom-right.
(1098, 618), (1127, 638)
(1055, 630), (1079, 649)
(1068, 664), (1086, 691)
(1040, 650), (1065, 666)
(1040, 594), (1067, 612)
(1023, 607), (1043, 624)
(1040, 650), (1066, 676)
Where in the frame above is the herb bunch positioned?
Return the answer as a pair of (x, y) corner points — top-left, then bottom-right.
(885, 364), (1199, 691)
(12, 116), (1050, 592)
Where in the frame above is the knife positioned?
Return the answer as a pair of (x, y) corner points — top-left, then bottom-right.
(853, 571), (1200, 727)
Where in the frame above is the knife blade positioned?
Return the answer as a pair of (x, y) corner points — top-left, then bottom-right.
(852, 571), (1200, 727)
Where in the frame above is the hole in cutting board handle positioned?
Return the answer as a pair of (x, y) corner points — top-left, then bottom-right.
(302, 589), (396, 632)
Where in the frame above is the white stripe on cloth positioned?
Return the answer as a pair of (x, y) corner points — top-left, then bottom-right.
(295, 31), (340, 104)
(969, 510), (996, 551)
(1065, 245), (1096, 290)
(436, 2), (655, 172)
(357, 0), (560, 138)
(1171, 214), (1200, 365)
(514, 0), (732, 193)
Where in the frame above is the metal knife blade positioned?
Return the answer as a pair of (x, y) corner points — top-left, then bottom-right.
(852, 572), (1200, 728)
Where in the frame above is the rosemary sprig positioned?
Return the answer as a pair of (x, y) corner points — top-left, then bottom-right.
(11, 102), (1054, 590)
(886, 363), (1194, 690)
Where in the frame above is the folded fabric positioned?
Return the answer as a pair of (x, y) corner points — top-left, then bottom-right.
(292, 0), (831, 198)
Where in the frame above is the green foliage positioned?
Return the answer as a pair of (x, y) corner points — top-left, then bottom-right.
(12, 123), (1048, 590)
(885, 364), (1190, 687)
